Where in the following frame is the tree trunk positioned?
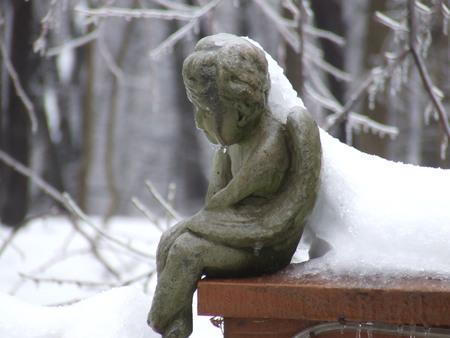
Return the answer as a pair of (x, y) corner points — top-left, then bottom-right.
(0, 1), (34, 226)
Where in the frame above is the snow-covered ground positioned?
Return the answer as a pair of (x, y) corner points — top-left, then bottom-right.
(0, 217), (222, 338)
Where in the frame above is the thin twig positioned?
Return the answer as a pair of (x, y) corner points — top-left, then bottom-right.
(19, 273), (118, 288)
(149, 19), (197, 59)
(46, 29), (100, 57)
(145, 180), (181, 222)
(131, 197), (163, 231)
(121, 270), (155, 286)
(63, 193), (153, 258)
(33, 0), (62, 56)
(70, 220), (121, 279)
(0, 226), (24, 258)
(20, 269), (155, 289)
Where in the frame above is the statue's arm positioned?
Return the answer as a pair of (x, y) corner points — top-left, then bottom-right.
(205, 150), (232, 203)
(204, 140), (288, 210)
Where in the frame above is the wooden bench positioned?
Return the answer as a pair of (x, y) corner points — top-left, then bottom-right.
(197, 263), (450, 337)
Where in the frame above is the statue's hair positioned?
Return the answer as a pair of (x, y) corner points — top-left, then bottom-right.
(182, 34), (270, 109)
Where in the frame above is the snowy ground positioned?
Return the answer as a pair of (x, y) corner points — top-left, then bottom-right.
(0, 217), (222, 338)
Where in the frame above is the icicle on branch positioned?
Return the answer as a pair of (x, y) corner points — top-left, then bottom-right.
(306, 82), (399, 139)
(408, 1), (450, 153)
(326, 48), (410, 131)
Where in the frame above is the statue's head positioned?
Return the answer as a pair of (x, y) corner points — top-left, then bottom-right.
(182, 33), (270, 146)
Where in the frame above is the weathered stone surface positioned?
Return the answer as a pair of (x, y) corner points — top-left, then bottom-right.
(147, 34), (322, 337)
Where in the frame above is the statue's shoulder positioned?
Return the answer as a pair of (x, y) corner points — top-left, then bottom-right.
(284, 105), (322, 165)
(285, 106), (317, 132)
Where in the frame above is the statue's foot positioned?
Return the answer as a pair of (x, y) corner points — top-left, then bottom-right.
(162, 306), (193, 338)
(148, 305), (192, 338)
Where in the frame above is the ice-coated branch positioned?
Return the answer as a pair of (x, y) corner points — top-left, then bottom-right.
(252, 0), (300, 52)
(408, 1), (450, 142)
(76, 0), (222, 21)
(374, 11), (409, 32)
(46, 29), (100, 57)
(303, 25), (345, 46)
(97, 30), (125, 81)
(326, 49), (410, 131)
(304, 44), (352, 82)
(149, 19), (198, 59)
(33, 0), (63, 56)
(347, 113), (399, 138)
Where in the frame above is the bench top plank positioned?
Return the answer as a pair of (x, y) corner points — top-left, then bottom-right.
(197, 263), (450, 326)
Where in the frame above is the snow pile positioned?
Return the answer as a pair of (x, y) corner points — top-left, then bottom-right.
(302, 131), (450, 277)
(0, 218), (221, 337)
(0, 287), (150, 338)
(253, 37), (450, 278)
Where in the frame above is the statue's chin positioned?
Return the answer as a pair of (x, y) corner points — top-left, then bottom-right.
(203, 131), (218, 145)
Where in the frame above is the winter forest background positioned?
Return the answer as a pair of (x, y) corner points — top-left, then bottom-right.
(1, 0), (450, 227)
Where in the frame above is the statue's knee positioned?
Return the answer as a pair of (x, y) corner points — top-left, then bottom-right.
(170, 234), (193, 257)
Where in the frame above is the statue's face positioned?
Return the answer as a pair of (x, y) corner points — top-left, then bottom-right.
(190, 86), (252, 146)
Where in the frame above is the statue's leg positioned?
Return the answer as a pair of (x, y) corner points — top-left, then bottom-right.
(148, 231), (257, 337)
(156, 221), (189, 276)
